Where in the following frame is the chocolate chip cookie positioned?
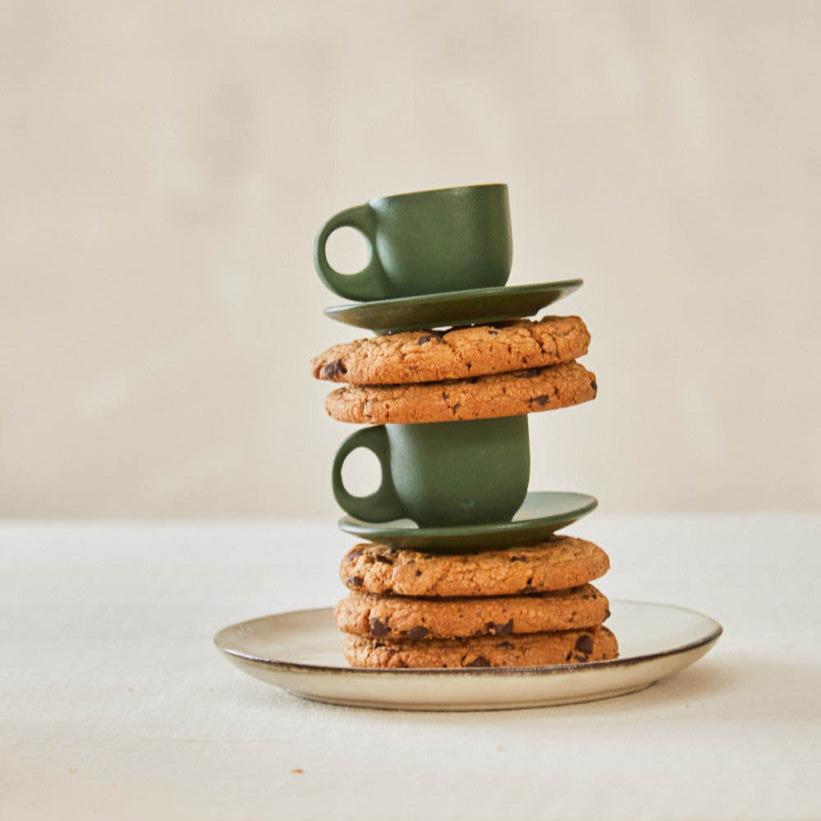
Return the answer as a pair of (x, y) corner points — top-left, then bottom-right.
(325, 361), (597, 424)
(311, 316), (590, 385)
(344, 626), (619, 668)
(340, 537), (610, 598)
(335, 584), (608, 640)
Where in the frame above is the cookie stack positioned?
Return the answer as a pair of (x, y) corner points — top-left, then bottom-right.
(311, 317), (618, 668)
(311, 183), (617, 669)
(316, 318), (597, 426)
(336, 538), (616, 669)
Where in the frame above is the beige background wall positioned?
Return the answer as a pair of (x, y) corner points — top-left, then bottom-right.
(2, 0), (819, 518)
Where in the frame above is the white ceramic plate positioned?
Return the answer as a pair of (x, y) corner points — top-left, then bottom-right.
(214, 600), (722, 711)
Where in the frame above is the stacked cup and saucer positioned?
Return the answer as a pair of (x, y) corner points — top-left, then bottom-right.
(213, 184), (723, 711)
(315, 184), (596, 550)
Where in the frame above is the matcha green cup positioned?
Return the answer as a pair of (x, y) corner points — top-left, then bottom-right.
(332, 417), (530, 528)
(314, 183), (512, 301)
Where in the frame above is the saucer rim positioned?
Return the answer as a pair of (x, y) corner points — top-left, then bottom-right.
(324, 277), (584, 314)
(337, 491), (598, 539)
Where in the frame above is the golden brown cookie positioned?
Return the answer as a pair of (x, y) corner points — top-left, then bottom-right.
(340, 537), (610, 598)
(325, 361), (597, 424)
(335, 585), (608, 640)
(311, 316), (590, 385)
(344, 626), (618, 668)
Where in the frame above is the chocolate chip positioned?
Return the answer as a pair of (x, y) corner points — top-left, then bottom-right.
(575, 634), (594, 654)
(346, 575), (364, 588)
(323, 359), (347, 379)
(590, 379), (597, 393)
(417, 330), (445, 344)
(509, 555), (527, 562)
(405, 626), (429, 640)
(565, 651), (573, 661)
(489, 619), (513, 636)
(415, 569), (422, 577)
(375, 555), (393, 565)
(465, 656), (490, 668)
(604, 608), (611, 620)
(488, 329), (499, 336)
(530, 394), (550, 407)
(369, 617), (389, 637)
(514, 367), (543, 378)
(496, 641), (514, 649)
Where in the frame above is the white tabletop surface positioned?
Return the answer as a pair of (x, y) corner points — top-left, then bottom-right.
(2, 514), (820, 820)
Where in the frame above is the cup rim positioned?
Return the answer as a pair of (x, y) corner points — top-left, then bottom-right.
(370, 182), (507, 206)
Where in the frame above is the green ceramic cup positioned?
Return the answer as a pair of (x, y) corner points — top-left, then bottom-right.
(314, 184), (513, 301)
(332, 417), (530, 527)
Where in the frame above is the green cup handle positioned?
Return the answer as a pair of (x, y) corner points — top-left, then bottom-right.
(314, 204), (389, 301)
(332, 426), (406, 522)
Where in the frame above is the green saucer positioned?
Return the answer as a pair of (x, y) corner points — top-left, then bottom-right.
(323, 279), (583, 334)
(337, 491), (597, 553)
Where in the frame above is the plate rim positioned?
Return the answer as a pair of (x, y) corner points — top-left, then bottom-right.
(338, 491), (598, 540)
(214, 599), (723, 678)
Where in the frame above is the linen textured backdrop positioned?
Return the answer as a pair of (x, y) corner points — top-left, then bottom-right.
(2, 0), (819, 517)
